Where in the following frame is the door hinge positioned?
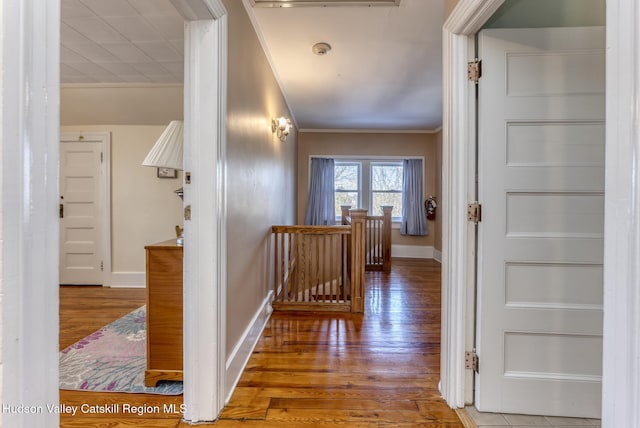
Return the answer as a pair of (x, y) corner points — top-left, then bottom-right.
(467, 202), (482, 224)
(100, 152), (104, 163)
(465, 350), (479, 372)
(467, 59), (482, 83)
(100, 261), (104, 272)
(184, 205), (192, 221)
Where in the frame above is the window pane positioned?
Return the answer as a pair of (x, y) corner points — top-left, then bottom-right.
(335, 164), (359, 190)
(372, 192), (402, 217)
(335, 192), (359, 217)
(372, 164), (403, 191)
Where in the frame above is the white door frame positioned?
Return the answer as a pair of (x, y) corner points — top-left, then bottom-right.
(59, 131), (112, 286)
(171, 0), (228, 422)
(440, 0), (506, 408)
(1, 0), (229, 426)
(6, 0), (640, 426)
(1, 0), (61, 426)
(441, 1), (640, 428)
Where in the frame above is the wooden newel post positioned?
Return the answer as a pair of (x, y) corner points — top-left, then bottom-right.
(349, 209), (367, 313)
(381, 206), (393, 272)
(341, 205), (351, 225)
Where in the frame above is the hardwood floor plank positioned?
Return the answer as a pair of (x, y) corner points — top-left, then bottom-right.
(268, 398), (420, 411)
(264, 407), (443, 423)
(60, 259), (462, 427)
(60, 418), (181, 427)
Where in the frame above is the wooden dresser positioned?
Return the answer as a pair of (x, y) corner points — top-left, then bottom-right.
(144, 239), (183, 387)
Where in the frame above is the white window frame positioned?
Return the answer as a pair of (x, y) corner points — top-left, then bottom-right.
(370, 161), (403, 221)
(328, 156), (423, 223)
(334, 161), (362, 220)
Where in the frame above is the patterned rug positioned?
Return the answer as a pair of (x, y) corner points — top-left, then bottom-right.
(59, 306), (183, 395)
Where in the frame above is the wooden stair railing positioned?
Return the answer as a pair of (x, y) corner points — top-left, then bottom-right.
(271, 209), (367, 313)
(342, 205), (393, 273)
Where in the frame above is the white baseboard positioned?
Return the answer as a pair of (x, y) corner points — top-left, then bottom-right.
(392, 245), (434, 259)
(433, 249), (442, 263)
(107, 272), (145, 288)
(225, 291), (273, 402)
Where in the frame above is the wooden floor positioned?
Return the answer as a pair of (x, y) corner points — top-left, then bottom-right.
(60, 259), (463, 427)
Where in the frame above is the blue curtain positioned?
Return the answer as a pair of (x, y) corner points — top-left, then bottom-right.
(400, 159), (427, 236)
(304, 158), (336, 225)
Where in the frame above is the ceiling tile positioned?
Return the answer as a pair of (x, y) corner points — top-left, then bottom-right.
(68, 62), (122, 81)
(130, 62), (173, 76)
(60, 46), (89, 63)
(61, 63), (92, 79)
(64, 42), (119, 63)
(61, 22), (92, 44)
(97, 61), (144, 77)
(101, 43), (153, 63)
(64, 17), (127, 43)
(134, 41), (182, 62)
(169, 39), (184, 55)
(132, 64), (179, 82)
(146, 15), (185, 40)
(80, 0), (137, 17)
(62, 0), (96, 18)
(128, 0), (182, 17)
(103, 16), (162, 42)
(158, 62), (184, 79)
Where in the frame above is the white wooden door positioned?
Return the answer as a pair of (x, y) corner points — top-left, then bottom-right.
(476, 27), (605, 418)
(59, 136), (107, 285)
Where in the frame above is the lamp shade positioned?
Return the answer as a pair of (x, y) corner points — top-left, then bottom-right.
(142, 120), (183, 170)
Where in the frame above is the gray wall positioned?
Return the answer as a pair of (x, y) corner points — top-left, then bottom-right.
(223, 0), (297, 357)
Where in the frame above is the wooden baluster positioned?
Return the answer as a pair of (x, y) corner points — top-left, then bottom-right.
(273, 228), (278, 300)
(315, 234), (320, 302)
(289, 233), (302, 302)
(307, 234), (312, 303)
(382, 206), (393, 272)
(349, 209), (367, 313)
(320, 234), (324, 301)
(367, 218), (372, 267)
(342, 232), (348, 302)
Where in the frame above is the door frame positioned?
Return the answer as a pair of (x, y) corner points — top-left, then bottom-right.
(173, 0), (229, 421)
(1, 0), (229, 425)
(59, 132), (112, 286)
(441, 1), (640, 428)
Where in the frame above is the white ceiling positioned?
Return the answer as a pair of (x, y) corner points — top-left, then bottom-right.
(60, 0), (445, 131)
(61, 0), (184, 84)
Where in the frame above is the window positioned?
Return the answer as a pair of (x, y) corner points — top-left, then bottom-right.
(334, 159), (406, 221)
(334, 162), (361, 219)
(371, 162), (403, 218)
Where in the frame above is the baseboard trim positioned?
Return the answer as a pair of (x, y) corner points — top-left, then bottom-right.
(456, 407), (478, 428)
(107, 272), (145, 288)
(225, 291), (273, 402)
(392, 245), (434, 259)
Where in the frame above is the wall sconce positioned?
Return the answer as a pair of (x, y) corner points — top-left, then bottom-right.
(271, 116), (292, 142)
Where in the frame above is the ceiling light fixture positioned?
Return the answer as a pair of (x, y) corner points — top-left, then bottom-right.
(272, 117), (292, 142)
(312, 42), (332, 56)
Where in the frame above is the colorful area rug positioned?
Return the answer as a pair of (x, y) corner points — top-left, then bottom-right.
(59, 306), (183, 395)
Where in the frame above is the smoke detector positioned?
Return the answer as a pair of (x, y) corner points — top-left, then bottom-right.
(312, 42), (332, 56)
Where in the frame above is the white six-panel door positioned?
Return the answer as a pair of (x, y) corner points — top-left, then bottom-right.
(59, 134), (109, 285)
(476, 27), (605, 418)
